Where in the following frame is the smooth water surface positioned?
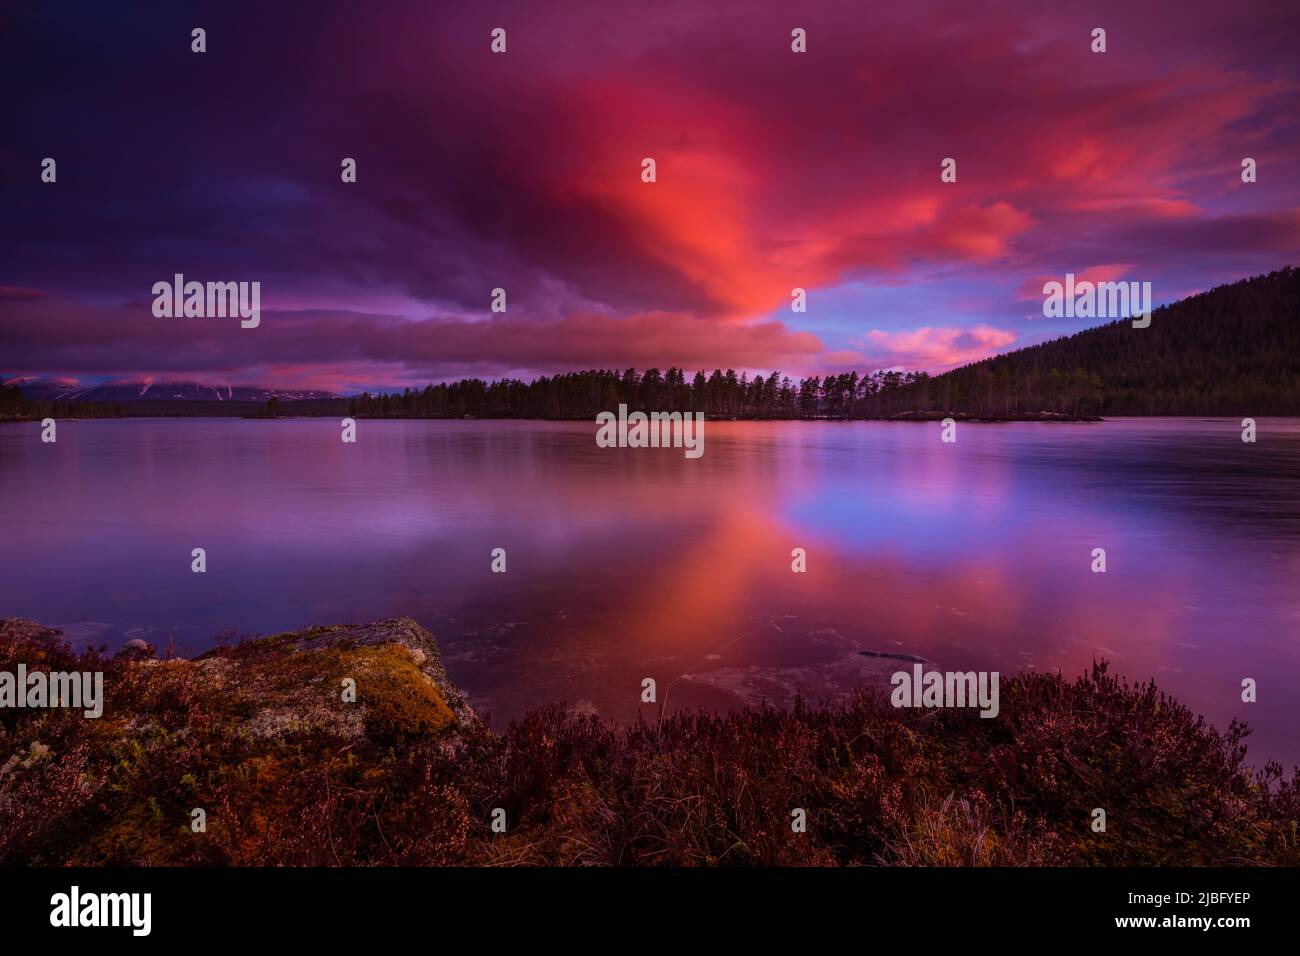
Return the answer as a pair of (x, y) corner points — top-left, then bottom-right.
(2, 418), (1297, 764)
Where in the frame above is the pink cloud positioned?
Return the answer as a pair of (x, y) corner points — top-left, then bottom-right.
(1017, 264), (1136, 300)
(0, 295), (827, 390)
(859, 325), (1020, 371)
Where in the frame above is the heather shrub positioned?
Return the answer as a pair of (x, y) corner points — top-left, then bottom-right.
(1, 621), (1295, 867)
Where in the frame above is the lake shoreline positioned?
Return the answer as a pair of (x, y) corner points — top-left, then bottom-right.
(2, 615), (1295, 866)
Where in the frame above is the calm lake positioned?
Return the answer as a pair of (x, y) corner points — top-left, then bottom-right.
(2, 418), (1298, 765)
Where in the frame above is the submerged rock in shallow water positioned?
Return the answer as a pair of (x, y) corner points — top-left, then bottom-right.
(858, 649), (928, 662)
(680, 649), (927, 711)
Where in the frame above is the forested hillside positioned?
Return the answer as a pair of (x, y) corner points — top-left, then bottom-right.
(913, 266), (1300, 417)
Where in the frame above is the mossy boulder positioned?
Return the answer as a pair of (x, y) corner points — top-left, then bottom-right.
(195, 616), (474, 741)
(0, 616), (479, 865)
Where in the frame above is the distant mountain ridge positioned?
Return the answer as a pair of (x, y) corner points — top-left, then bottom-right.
(3, 379), (339, 403)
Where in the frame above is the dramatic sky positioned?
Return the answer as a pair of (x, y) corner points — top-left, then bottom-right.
(2, 0), (1298, 393)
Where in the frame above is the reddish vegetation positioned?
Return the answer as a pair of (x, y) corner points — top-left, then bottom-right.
(1, 617), (1296, 866)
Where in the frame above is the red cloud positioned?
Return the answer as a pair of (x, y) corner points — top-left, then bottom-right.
(3, 0), (1299, 386)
